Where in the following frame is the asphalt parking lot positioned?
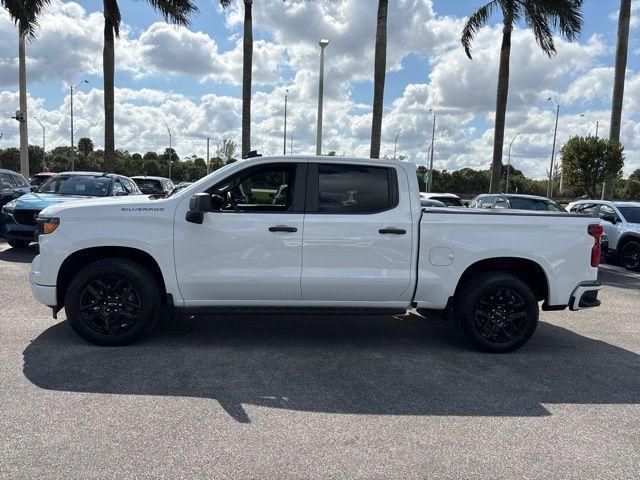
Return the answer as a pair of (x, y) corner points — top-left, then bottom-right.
(1, 242), (639, 479)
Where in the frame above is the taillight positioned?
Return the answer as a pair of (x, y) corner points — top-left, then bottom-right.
(588, 224), (604, 267)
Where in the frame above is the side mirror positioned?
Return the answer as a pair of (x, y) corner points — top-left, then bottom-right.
(30, 185), (38, 192)
(115, 191), (129, 196)
(186, 193), (212, 224)
(602, 214), (617, 224)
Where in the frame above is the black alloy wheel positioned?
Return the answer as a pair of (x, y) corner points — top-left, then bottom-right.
(474, 287), (528, 344)
(65, 258), (161, 346)
(79, 276), (143, 335)
(455, 272), (539, 353)
(620, 241), (640, 271)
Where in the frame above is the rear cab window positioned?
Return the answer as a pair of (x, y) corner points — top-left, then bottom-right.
(307, 164), (398, 214)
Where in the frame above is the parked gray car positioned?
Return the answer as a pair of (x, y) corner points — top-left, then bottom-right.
(566, 200), (640, 271)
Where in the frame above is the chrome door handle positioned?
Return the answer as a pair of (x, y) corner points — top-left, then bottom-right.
(379, 228), (406, 235)
(269, 225), (298, 233)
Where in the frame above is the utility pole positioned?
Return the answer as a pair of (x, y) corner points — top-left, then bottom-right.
(206, 136), (210, 174)
(290, 131), (294, 155)
(283, 89), (288, 155)
(34, 117), (46, 171)
(164, 123), (172, 181)
(506, 133), (520, 194)
(70, 79), (88, 171)
(428, 109), (436, 193)
(547, 97), (560, 198)
(316, 39), (330, 156)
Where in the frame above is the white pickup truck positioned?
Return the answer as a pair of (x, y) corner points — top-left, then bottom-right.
(30, 156), (603, 352)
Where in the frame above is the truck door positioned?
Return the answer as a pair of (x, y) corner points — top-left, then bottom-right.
(174, 162), (306, 305)
(301, 163), (413, 304)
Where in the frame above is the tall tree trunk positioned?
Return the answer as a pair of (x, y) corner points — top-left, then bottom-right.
(103, 1), (116, 173)
(241, 0), (253, 158)
(490, 18), (512, 194)
(370, 0), (388, 159)
(603, 0), (631, 200)
(18, 26), (29, 179)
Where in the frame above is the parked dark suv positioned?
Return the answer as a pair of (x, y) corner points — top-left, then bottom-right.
(1, 172), (141, 248)
(0, 168), (31, 209)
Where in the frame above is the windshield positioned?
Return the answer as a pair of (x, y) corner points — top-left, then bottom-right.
(431, 196), (464, 207)
(618, 207), (640, 224)
(509, 197), (564, 212)
(36, 175), (111, 196)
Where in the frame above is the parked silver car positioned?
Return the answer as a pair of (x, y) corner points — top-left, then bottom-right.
(566, 200), (640, 270)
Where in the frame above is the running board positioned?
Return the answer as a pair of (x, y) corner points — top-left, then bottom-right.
(178, 306), (407, 316)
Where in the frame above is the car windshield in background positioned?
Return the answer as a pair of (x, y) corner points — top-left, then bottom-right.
(431, 196), (464, 207)
(618, 207), (640, 224)
(134, 179), (164, 194)
(36, 175), (111, 196)
(509, 197), (564, 212)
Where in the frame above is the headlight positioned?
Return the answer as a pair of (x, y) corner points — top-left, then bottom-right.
(36, 216), (60, 235)
(2, 202), (16, 214)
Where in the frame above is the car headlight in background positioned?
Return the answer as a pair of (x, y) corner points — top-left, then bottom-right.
(2, 202), (16, 214)
(36, 216), (60, 235)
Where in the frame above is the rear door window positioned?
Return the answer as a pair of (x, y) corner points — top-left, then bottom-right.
(315, 164), (395, 213)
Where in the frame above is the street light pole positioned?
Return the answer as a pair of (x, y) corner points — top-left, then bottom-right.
(547, 97), (560, 198)
(70, 79), (89, 171)
(580, 114), (600, 139)
(290, 131), (294, 155)
(506, 132), (520, 194)
(428, 109), (436, 193)
(393, 129), (402, 161)
(34, 117), (46, 171)
(316, 39), (330, 156)
(283, 89), (288, 155)
(164, 123), (172, 181)
(206, 136), (210, 174)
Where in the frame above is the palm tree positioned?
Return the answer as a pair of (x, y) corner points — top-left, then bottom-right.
(461, 0), (584, 194)
(218, 0), (252, 158)
(370, 0), (388, 159)
(602, 0), (632, 200)
(102, 0), (198, 172)
(2, 0), (52, 179)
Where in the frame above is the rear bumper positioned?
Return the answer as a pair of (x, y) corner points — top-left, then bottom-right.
(569, 282), (602, 311)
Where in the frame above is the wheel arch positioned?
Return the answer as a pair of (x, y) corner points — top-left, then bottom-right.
(617, 233), (640, 251)
(56, 246), (167, 308)
(454, 257), (549, 303)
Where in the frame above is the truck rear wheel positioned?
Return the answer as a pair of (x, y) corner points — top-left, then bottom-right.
(454, 272), (539, 353)
(64, 258), (161, 346)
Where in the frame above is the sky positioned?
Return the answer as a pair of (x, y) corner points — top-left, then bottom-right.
(0, 0), (639, 179)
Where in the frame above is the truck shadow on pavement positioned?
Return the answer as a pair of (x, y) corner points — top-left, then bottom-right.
(22, 312), (640, 423)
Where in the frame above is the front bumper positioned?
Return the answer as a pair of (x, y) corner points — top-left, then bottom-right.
(29, 255), (57, 307)
(569, 282), (602, 311)
(0, 212), (37, 242)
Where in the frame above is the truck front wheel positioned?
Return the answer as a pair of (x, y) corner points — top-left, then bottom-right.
(454, 272), (539, 353)
(64, 258), (161, 346)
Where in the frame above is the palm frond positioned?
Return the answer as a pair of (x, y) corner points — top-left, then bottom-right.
(2, 0), (53, 38)
(146, 0), (199, 27)
(218, 0), (233, 7)
(521, 1), (556, 56)
(461, 0), (501, 59)
(104, 0), (122, 37)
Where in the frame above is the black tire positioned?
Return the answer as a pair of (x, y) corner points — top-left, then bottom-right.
(64, 258), (161, 346)
(454, 272), (539, 353)
(619, 241), (640, 271)
(8, 239), (30, 249)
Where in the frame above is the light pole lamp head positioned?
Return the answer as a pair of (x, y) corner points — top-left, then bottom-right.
(319, 38), (330, 49)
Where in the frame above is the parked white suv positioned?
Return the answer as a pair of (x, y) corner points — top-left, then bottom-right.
(566, 200), (640, 270)
(30, 156), (603, 352)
